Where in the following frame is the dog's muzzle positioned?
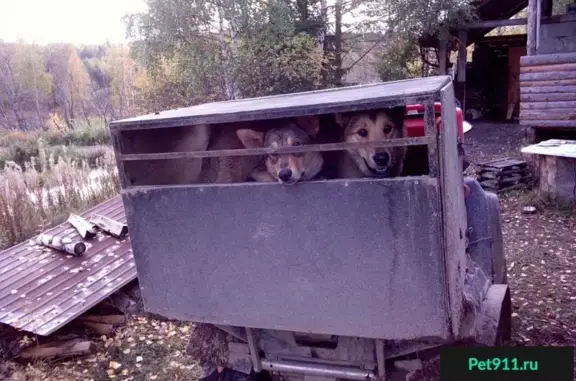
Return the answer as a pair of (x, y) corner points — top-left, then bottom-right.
(364, 158), (391, 178)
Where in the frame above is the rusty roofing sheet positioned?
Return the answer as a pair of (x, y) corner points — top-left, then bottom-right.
(0, 196), (136, 336)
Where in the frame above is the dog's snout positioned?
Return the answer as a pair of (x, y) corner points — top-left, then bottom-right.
(278, 168), (293, 182)
(373, 152), (390, 167)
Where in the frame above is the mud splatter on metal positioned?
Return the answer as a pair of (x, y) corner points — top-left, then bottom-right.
(0, 196), (136, 336)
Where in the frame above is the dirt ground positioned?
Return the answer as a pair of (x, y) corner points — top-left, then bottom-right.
(3, 121), (576, 381)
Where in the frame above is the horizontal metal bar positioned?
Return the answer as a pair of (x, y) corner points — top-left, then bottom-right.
(119, 136), (434, 161)
(261, 359), (376, 380)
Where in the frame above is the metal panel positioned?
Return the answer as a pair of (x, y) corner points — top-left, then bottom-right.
(122, 177), (450, 340)
(439, 83), (468, 337)
(110, 77), (451, 130)
(0, 197), (136, 336)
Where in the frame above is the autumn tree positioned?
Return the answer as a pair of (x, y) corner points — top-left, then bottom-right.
(125, 0), (327, 109)
(44, 44), (91, 127)
(0, 41), (53, 130)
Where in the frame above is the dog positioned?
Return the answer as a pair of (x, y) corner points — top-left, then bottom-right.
(334, 106), (407, 179)
(236, 116), (324, 185)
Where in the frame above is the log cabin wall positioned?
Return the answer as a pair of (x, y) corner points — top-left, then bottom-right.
(519, 52), (576, 130)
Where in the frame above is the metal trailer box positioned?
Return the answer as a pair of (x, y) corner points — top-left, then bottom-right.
(109, 76), (510, 380)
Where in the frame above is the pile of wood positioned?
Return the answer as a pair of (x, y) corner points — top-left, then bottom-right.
(477, 157), (533, 192)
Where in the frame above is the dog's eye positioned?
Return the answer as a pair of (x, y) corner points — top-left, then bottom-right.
(383, 125), (393, 134)
(357, 129), (368, 137)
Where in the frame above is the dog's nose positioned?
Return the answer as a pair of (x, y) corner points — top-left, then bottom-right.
(373, 152), (390, 167)
(278, 168), (293, 182)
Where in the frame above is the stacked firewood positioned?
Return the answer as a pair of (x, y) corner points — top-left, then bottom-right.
(477, 157), (533, 193)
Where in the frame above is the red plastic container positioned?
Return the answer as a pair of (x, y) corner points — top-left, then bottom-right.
(403, 103), (464, 142)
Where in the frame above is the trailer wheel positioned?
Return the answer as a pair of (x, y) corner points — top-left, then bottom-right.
(476, 285), (512, 346)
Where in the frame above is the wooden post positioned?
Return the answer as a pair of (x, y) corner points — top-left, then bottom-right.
(456, 30), (467, 115)
(438, 41), (448, 75)
(527, 0), (540, 55)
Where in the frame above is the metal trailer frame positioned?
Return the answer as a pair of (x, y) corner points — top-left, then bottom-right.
(109, 76), (511, 381)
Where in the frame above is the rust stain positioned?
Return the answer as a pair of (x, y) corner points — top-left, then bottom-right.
(0, 196), (136, 336)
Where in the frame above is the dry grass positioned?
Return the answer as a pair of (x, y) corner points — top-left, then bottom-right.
(0, 140), (119, 249)
(4, 317), (202, 381)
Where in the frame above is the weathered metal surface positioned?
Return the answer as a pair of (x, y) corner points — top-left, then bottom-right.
(110, 77), (451, 130)
(118, 137), (435, 162)
(0, 196), (136, 336)
(122, 177), (450, 340)
(439, 83), (467, 337)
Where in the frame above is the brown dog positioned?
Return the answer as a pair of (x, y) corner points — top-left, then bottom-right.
(236, 116), (324, 185)
(334, 106), (407, 178)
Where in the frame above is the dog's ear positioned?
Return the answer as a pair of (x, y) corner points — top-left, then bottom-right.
(237, 129), (265, 148)
(385, 106), (407, 129)
(295, 115), (320, 138)
(334, 112), (351, 129)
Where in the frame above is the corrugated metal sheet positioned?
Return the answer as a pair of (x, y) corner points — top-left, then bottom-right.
(0, 196), (136, 336)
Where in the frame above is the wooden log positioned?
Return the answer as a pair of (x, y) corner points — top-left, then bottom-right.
(520, 86), (576, 94)
(521, 79), (576, 86)
(35, 234), (86, 256)
(521, 101), (576, 109)
(78, 314), (127, 325)
(19, 340), (94, 360)
(81, 315), (127, 325)
(68, 213), (98, 239)
(465, 14), (576, 29)
(520, 109), (576, 120)
(520, 93), (576, 102)
(520, 52), (576, 66)
(520, 63), (576, 73)
(519, 120), (576, 127)
(81, 322), (114, 335)
(90, 214), (128, 239)
(520, 72), (576, 81)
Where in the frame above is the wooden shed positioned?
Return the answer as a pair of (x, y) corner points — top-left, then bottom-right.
(466, 34), (527, 120)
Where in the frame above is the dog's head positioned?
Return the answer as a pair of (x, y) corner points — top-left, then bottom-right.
(335, 106), (406, 178)
(236, 116), (324, 185)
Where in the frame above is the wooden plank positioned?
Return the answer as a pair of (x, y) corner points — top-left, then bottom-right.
(527, 0), (539, 56)
(521, 101), (576, 109)
(465, 14), (576, 29)
(521, 52), (576, 66)
(520, 63), (576, 73)
(81, 322), (114, 335)
(78, 315), (127, 325)
(119, 137), (433, 161)
(19, 340), (94, 360)
(521, 79), (576, 86)
(520, 72), (576, 81)
(520, 86), (576, 94)
(519, 120), (576, 127)
(520, 109), (576, 120)
(520, 93), (576, 102)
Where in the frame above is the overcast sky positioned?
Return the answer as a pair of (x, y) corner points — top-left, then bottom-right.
(0, 0), (148, 45)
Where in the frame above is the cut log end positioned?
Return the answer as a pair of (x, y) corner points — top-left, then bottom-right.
(74, 242), (87, 255)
